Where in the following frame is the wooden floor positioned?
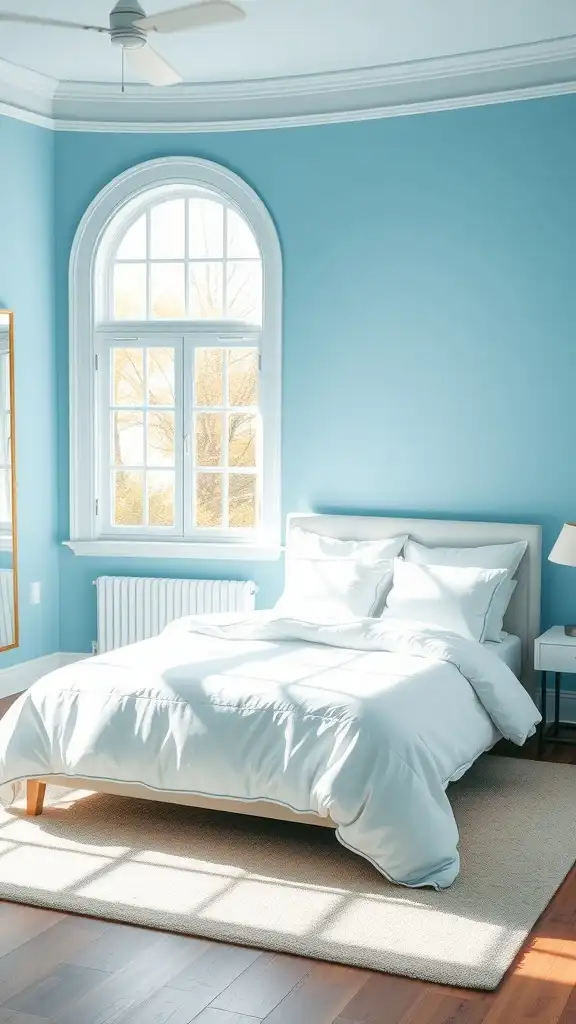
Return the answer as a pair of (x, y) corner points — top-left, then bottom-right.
(0, 695), (574, 1023)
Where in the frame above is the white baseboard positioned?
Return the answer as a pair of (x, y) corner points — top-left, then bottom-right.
(545, 689), (576, 725)
(0, 652), (87, 699)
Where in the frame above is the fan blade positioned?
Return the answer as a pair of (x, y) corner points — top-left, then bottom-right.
(125, 44), (183, 87)
(0, 13), (108, 32)
(136, 1), (244, 34)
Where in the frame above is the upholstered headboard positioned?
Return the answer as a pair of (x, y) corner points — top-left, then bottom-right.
(286, 513), (542, 695)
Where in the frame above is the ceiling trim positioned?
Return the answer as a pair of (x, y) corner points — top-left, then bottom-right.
(0, 33), (575, 132)
(50, 80), (576, 133)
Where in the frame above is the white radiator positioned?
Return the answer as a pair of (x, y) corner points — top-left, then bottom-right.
(95, 576), (256, 653)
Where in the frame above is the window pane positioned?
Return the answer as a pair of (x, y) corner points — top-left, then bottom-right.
(195, 348), (223, 407)
(116, 215), (146, 260)
(150, 263), (185, 319)
(195, 413), (222, 466)
(147, 411), (175, 466)
(114, 470), (144, 526)
(0, 469), (11, 522)
(113, 263), (147, 320)
(113, 348), (144, 406)
(228, 348), (257, 407)
(195, 472), (222, 527)
(189, 199), (224, 259)
(228, 413), (257, 467)
(229, 474), (257, 528)
(226, 261), (262, 324)
(227, 208), (259, 259)
(148, 470), (175, 526)
(150, 199), (185, 259)
(189, 263), (224, 319)
(113, 411), (143, 466)
(147, 348), (175, 406)
(1, 418), (9, 465)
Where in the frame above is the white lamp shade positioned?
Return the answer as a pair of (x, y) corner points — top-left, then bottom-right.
(549, 523), (576, 567)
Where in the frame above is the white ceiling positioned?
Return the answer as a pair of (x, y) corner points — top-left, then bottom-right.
(1, 0), (576, 130)
(1, 0), (576, 85)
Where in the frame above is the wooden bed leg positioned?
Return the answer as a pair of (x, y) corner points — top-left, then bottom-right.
(26, 781), (46, 816)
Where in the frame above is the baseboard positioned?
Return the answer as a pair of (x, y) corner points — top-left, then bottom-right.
(0, 652), (87, 699)
(546, 689), (576, 724)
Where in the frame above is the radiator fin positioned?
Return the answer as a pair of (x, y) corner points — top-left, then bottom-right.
(95, 576), (256, 653)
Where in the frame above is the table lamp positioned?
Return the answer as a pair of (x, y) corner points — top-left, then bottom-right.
(549, 522), (576, 636)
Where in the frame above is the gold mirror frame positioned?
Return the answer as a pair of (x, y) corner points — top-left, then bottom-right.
(0, 311), (18, 652)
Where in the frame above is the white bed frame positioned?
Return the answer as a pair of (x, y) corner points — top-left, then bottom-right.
(26, 513), (542, 824)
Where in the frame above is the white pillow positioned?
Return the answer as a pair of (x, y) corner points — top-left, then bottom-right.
(404, 539), (527, 641)
(274, 529), (407, 621)
(485, 579), (517, 642)
(381, 559), (509, 641)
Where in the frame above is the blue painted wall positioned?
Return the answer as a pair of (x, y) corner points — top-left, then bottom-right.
(55, 95), (576, 653)
(0, 115), (59, 665)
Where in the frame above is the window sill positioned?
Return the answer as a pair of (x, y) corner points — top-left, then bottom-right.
(63, 539), (282, 561)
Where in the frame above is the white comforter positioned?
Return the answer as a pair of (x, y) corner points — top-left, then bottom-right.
(0, 614), (540, 889)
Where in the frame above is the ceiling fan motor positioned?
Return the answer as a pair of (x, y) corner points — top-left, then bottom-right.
(109, 0), (148, 48)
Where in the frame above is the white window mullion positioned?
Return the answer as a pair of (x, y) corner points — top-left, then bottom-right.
(145, 209), (151, 319)
(222, 347), (229, 528)
(222, 206), (228, 318)
(96, 332), (111, 536)
(183, 338), (194, 537)
(184, 198), (190, 318)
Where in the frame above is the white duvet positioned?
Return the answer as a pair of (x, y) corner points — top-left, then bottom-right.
(0, 614), (540, 889)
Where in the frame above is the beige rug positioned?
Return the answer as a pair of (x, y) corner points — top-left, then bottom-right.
(0, 756), (574, 990)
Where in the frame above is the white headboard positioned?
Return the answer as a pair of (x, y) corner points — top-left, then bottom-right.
(287, 513), (542, 694)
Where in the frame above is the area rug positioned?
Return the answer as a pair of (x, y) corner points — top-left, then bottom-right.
(0, 756), (574, 990)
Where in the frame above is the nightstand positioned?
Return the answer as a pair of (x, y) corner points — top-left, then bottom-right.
(535, 626), (576, 754)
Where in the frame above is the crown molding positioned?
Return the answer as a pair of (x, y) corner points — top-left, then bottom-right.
(0, 57), (56, 127)
(0, 34), (575, 132)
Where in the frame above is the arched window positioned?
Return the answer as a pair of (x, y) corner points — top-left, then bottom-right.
(67, 158), (281, 560)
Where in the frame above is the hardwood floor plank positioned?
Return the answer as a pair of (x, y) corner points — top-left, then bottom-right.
(334, 972), (430, 1024)
(260, 962), (369, 1024)
(0, 904), (65, 960)
(3, 964), (108, 1018)
(211, 952), (312, 1018)
(0, 1012), (50, 1024)
(0, 917), (111, 1007)
(52, 933), (215, 1024)
(559, 982), (576, 1023)
(113, 983), (219, 1024)
(68, 922), (174, 973)
(482, 935), (576, 1024)
(401, 990), (491, 1024)
(191, 1010), (262, 1024)
(169, 944), (265, 994)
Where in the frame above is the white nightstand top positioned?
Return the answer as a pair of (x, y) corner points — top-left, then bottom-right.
(536, 626), (576, 647)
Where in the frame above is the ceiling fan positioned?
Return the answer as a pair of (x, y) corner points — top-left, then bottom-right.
(0, 1), (246, 87)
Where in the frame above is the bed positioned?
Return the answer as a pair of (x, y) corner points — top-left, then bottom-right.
(0, 514), (542, 889)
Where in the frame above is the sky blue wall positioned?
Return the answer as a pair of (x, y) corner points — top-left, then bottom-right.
(0, 115), (59, 665)
(55, 95), (576, 653)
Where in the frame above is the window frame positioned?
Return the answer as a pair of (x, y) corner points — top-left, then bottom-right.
(0, 328), (12, 547)
(67, 157), (282, 560)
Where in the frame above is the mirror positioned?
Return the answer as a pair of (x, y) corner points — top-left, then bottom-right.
(0, 312), (18, 651)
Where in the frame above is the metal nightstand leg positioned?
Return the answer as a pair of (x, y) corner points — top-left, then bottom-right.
(554, 672), (561, 736)
(538, 670), (547, 757)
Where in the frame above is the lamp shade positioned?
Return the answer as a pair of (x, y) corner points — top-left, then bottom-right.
(549, 523), (576, 566)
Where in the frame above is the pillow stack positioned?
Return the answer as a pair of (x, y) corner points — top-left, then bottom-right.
(274, 527), (407, 622)
(381, 539), (527, 642)
(274, 526), (527, 643)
